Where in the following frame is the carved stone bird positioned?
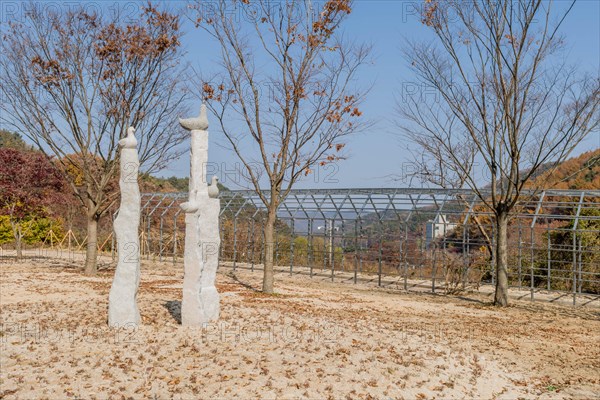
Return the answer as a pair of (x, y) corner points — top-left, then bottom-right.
(179, 104), (209, 131)
(119, 126), (137, 148)
(180, 190), (199, 213)
(207, 176), (220, 199)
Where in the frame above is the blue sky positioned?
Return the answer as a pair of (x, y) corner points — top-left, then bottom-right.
(3, 1), (599, 188)
(161, 0), (599, 189)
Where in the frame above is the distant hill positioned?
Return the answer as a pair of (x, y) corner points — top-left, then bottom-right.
(530, 149), (600, 190)
(0, 130), (33, 151)
(0, 130), (226, 193)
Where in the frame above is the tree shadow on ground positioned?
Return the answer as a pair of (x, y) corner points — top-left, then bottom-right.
(226, 271), (261, 292)
(455, 296), (488, 305)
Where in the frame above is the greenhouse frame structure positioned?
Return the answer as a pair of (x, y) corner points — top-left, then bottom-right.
(130, 188), (600, 304)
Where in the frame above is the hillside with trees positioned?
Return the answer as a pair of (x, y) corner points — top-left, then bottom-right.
(0, 129), (31, 151)
(529, 148), (600, 190)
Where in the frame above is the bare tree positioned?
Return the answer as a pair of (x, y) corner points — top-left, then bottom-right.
(191, 0), (371, 293)
(1, 3), (189, 274)
(397, 0), (599, 306)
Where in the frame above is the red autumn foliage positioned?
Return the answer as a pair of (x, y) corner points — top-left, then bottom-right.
(0, 148), (66, 220)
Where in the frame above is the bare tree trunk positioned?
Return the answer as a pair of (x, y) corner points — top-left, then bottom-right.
(262, 206), (278, 294)
(10, 221), (23, 260)
(494, 211), (509, 306)
(15, 229), (23, 260)
(84, 214), (98, 276)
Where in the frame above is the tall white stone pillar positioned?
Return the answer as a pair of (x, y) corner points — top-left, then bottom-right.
(199, 176), (221, 321)
(179, 105), (221, 326)
(108, 127), (141, 327)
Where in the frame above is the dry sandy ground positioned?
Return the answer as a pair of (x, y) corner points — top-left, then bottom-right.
(1, 259), (599, 399)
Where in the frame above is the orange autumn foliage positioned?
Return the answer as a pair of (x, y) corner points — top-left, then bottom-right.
(528, 149), (600, 190)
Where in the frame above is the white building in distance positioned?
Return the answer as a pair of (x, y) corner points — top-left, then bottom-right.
(425, 214), (457, 247)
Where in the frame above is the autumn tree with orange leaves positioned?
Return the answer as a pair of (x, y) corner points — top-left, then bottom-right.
(191, 0), (371, 293)
(1, 3), (189, 275)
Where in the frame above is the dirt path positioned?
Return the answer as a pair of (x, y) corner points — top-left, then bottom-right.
(1, 259), (599, 399)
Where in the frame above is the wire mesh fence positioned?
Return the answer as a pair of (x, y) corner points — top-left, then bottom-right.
(2, 188), (599, 304)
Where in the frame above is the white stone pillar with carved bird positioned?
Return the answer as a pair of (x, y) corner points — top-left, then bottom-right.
(179, 104), (221, 326)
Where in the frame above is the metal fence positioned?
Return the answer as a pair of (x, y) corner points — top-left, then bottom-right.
(3, 188), (599, 304)
(132, 188), (600, 303)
